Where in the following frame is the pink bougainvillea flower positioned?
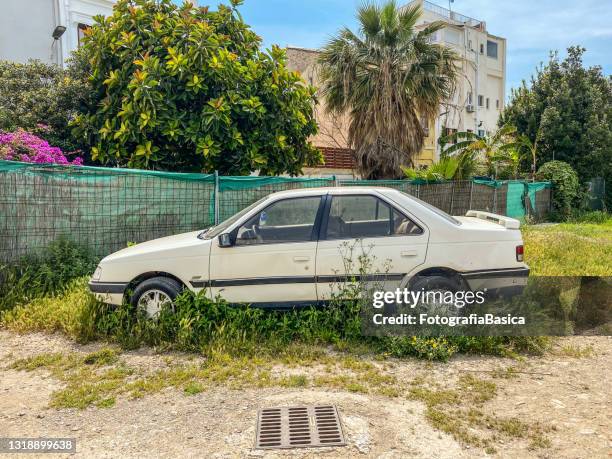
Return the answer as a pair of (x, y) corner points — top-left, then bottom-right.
(0, 129), (83, 165)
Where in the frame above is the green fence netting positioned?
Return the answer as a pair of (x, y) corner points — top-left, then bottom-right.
(0, 160), (551, 263)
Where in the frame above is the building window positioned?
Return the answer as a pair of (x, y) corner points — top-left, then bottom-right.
(486, 40), (498, 59)
(496, 99), (500, 109)
(478, 95), (484, 107)
(486, 98), (490, 109)
(77, 23), (89, 47)
(479, 43), (484, 54)
(467, 92), (473, 105)
(468, 39), (473, 50)
(478, 129), (485, 137)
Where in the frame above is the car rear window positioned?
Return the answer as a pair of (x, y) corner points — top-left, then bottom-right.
(399, 191), (461, 225)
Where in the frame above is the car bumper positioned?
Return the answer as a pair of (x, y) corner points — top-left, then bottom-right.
(461, 267), (530, 298)
(88, 280), (128, 305)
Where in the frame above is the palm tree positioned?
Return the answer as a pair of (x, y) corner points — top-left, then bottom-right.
(440, 124), (518, 178)
(516, 134), (539, 181)
(318, 1), (458, 179)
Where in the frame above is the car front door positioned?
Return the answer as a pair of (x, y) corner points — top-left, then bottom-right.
(315, 193), (428, 301)
(208, 195), (324, 307)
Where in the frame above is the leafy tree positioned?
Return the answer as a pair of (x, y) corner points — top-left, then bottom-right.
(439, 124), (519, 178)
(500, 46), (612, 207)
(73, 0), (321, 175)
(0, 60), (88, 154)
(318, 1), (458, 179)
(536, 160), (580, 218)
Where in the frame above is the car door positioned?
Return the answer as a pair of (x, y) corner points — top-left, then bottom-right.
(315, 193), (428, 301)
(208, 195), (324, 306)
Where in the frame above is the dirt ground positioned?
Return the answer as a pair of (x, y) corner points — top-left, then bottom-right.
(0, 331), (610, 458)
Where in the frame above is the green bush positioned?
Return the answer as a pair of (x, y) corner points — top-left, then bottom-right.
(566, 210), (611, 224)
(0, 60), (89, 154)
(0, 238), (98, 312)
(73, 0), (321, 175)
(536, 160), (580, 218)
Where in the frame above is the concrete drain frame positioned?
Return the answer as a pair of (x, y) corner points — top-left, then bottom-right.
(255, 405), (346, 450)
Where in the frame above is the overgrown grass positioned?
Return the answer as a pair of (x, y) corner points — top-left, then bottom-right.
(0, 237), (98, 312)
(1, 279), (547, 361)
(522, 220), (612, 276)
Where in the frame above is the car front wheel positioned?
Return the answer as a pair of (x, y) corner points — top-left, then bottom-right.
(130, 276), (182, 319)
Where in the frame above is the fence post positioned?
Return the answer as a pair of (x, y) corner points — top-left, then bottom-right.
(493, 187), (498, 213)
(332, 175), (338, 187)
(214, 170), (220, 226)
(449, 181), (455, 214)
(468, 181), (473, 210)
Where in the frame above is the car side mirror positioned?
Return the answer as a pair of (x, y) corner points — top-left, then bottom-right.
(218, 233), (233, 248)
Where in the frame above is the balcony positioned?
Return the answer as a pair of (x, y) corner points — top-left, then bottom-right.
(414, 1), (484, 29)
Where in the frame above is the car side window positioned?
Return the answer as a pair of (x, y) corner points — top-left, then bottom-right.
(235, 197), (321, 245)
(325, 195), (423, 239)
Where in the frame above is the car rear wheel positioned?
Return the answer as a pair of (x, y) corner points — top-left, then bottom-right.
(130, 276), (182, 319)
(410, 275), (464, 317)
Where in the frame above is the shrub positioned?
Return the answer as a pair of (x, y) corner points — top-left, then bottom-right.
(536, 160), (580, 218)
(566, 210), (611, 224)
(0, 129), (82, 164)
(0, 237), (98, 312)
(1, 277), (100, 343)
(0, 60), (88, 154)
(74, 0), (322, 175)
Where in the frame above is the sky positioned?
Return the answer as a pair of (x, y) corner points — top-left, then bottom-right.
(232, 0), (612, 97)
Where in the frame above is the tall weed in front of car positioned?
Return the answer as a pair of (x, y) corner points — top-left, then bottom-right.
(0, 237), (99, 312)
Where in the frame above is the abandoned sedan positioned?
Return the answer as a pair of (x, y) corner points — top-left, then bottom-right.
(89, 187), (529, 317)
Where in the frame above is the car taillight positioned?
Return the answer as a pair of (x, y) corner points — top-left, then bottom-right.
(516, 245), (524, 262)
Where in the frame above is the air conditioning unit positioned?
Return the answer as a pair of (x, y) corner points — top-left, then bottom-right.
(466, 104), (475, 113)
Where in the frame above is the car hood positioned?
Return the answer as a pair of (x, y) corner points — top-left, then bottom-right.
(102, 230), (210, 263)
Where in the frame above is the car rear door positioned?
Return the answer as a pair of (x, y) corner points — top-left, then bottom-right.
(208, 194), (325, 307)
(315, 193), (428, 301)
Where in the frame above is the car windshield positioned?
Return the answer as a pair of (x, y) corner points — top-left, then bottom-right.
(200, 196), (269, 239)
(399, 191), (461, 225)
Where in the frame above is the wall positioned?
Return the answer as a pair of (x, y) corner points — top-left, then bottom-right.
(0, 0), (115, 66)
(0, 0), (58, 64)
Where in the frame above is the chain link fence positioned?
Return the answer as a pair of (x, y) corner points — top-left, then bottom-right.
(0, 160), (551, 264)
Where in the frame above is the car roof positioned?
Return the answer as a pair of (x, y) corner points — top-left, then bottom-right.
(264, 186), (401, 199)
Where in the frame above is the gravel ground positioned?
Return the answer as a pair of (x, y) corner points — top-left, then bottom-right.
(0, 331), (610, 458)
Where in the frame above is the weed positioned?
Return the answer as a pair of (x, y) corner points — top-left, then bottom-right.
(0, 237), (98, 312)
(557, 344), (595, 358)
(183, 381), (205, 395)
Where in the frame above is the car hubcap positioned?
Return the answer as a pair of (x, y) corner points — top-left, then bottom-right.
(138, 289), (172, 319)
(417, 289), (461, 317)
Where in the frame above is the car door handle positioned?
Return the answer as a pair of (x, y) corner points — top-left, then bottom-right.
(293, 256), (310, 262)
(401, 250), (418, 257)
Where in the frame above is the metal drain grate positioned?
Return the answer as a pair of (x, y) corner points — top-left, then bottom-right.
(255, 405), (346, 449)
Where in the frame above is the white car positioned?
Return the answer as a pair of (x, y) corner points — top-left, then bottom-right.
(89, 187), (529, 317)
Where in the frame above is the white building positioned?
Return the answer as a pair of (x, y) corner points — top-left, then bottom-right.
(0, 0), (115, 67)
(406, 0), (507, 157)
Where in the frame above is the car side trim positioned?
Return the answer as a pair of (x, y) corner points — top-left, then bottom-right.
(189, 273), (405, 288)
(88, 281), (129, 294)
(460, 268), (530, 279)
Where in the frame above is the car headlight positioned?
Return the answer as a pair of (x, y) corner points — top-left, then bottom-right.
(92, 266), (102, 281)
